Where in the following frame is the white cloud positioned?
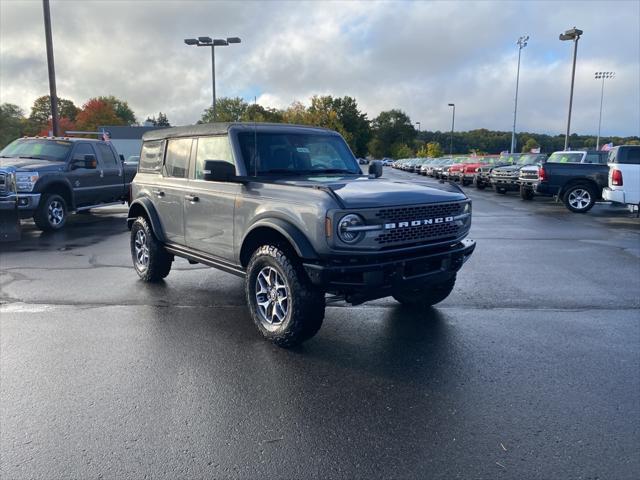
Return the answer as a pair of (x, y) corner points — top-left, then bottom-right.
(1, 0), (638, 136)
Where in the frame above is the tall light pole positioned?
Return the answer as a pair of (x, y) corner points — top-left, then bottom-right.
(42, 0), (59, 136)
(184, 36), (241, 122)
(511, 35), (529, 153)
(594, 71), (615, 150)
(415, 121), (421, 132)
(447, 103), (455, 155)
(559, 27), (583, 151)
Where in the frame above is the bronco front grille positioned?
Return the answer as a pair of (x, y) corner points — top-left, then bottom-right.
(373, 202), (466, 246)
(375, 202), (463, 222)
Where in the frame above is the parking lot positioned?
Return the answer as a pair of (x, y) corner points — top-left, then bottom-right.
(1, 167), (639, 479)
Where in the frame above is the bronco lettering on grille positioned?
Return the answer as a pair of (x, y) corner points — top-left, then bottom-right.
(384, 216), (454, 230)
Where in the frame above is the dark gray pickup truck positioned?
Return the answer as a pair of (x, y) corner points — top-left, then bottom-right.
(0, 137), (136, 231)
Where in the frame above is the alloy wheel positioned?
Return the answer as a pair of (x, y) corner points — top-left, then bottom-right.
(568, 189), (591, 210)
(47, 200), (64, 226)
(255, 266), (289, 325)
(134, 229), (150, 269)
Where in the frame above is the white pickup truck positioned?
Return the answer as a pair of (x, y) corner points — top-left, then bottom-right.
(602, 145), (640, 213)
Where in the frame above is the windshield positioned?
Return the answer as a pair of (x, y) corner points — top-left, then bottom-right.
(0, 138), (72, 162)
(547, 152), (584, 164)
(238, 132), (360, 176)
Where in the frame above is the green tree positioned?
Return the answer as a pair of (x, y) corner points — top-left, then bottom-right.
(242, 103), (284, 123)
(331, 96), (371, 157)
(156, 112), (170, 127)
(0, 103), (26, 149)
(392, 143), (414, 159)
(427, 141), (443, 158)
(97, 96), (137, 125)
(29, 95), (78, 124)
(201, 97), (248, 123)
(370, 109), (417, 157)
(521, 137), (540, 153)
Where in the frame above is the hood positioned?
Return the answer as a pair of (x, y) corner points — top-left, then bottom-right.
(492, 165), (523, 173)
(0, 157), (66, 172)
(273, 175), (467, 208)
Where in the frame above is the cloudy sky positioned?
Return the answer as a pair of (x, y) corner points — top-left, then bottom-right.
(1, 0), (639, 136)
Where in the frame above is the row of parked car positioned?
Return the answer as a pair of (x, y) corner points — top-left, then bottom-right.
(392, 146), (640, 214)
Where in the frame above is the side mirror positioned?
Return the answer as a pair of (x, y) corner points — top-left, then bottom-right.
(119, 154), (125, 163)
(368, 160), (383, 178)
(203, 160), (236, 182)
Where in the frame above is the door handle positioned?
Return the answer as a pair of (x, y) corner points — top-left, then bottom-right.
(152, 189), (165, 198)
(185, 194), (199, 203)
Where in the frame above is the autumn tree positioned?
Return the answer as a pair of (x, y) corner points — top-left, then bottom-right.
(75, 98), (125, 132)
(97, 96), (136, 125)
(427, 141), (443, 158)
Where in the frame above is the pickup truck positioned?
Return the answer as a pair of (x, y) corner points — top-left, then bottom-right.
(602, 145), (640, 213)
(527, 150), (609, 212)
(0, 136), (137, 231)
(489, 153), (548, 194)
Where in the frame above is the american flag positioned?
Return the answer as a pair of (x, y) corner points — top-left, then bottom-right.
(601, 142), (613, 151)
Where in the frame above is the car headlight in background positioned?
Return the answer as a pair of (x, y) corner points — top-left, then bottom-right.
(475, 167), (481, 173)
(338, 214), (366, 244)
(16, 172), (39, 192)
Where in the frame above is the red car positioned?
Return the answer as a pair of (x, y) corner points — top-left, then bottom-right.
(459, 155), (500, 186)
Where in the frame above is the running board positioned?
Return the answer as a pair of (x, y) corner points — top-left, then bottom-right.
(75, 201), (126, 212)
(164, 243), (246, 278)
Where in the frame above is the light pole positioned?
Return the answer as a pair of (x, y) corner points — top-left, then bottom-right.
(559, 27), (583, 151)
(184, 36), (241, 122)
(511, 35), (529, 153)
(594, 71), (615, 150)
(415, 121), (421, 132)
(448, 103), (455, 155)
(42, 0), (59, 136)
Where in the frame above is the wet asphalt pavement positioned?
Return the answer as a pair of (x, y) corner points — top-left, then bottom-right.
(1, 168), (639, 479)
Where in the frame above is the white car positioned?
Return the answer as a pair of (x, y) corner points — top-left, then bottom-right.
(602, 145), (640, 211)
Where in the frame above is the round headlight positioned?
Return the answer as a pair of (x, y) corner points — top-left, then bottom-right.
(338, 214), (365, 244)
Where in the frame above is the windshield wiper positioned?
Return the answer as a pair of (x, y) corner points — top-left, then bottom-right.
(313, 169), (358, 174)
(17, 156), (45, 160)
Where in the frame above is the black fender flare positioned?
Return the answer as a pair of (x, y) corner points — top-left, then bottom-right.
(127, 197), (166, 242)
(242, 218), (319, 261)
(35, 178), (75, 209)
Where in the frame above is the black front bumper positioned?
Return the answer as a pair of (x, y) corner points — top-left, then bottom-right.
(304, 239), (476, 304)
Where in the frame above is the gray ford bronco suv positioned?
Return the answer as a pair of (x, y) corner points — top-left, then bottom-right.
(127, 123), (475, 347)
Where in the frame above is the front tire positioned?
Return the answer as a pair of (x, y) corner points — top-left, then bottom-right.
(246, 245), (325, 347)
(33, 193), (67, 231)
(520, 186), (534, 200)
(393, 276), (456, 308)
(496, 187), (507, 194)
(563, 184), (596, 213)
(130, 216), (172, 281)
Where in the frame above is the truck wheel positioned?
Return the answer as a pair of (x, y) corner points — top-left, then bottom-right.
(520, 186), (534, 201)
(461, 179), (471, 187)
(246, 245), (325, 347)
(496, 187), (507, 194)
(563, 184), (595, 213)
(130, 216), (172, 281)
(393, 276), (456, 308)
(33, 193), (67, 231)
(474, 179), (486, 190)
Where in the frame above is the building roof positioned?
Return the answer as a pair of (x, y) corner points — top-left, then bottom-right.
(97, 125), (164, 140)
(141, 122), (336, 142)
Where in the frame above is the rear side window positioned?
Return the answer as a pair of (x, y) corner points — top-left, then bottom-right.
(96, 143), (118, 167)
(164, 138), (193, 178)
(139, 140), (165, 173)
(584, 153), (605, 164)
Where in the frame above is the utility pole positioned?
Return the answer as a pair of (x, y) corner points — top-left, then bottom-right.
(594, 71), (615, 150)
(448, 103), (455, 155)
(42, 0), (59, 136)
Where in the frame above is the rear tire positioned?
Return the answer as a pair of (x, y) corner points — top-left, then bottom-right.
(130, 216), (172, 282)
(520, 186), (534, 201)
(33, 193), (67, 231)
(563, 184), (596, 213)
(246, 245), (325, 347)
(393, 276), (456, 308)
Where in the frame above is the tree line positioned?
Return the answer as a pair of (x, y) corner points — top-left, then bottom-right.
(2, 94), (638, 154)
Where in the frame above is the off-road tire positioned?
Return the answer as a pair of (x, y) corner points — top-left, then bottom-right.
(246, 245), (325, 347)
(520, 186), (535, 201)
(475, 179), (486, 190)
(393, 276), (456, 308)
(130, 216), (172, 282)
(33, 193), (67, 231)
(563, 184), (596, 213)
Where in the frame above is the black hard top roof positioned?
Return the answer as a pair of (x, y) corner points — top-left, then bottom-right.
(141, 122), (336, 142)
